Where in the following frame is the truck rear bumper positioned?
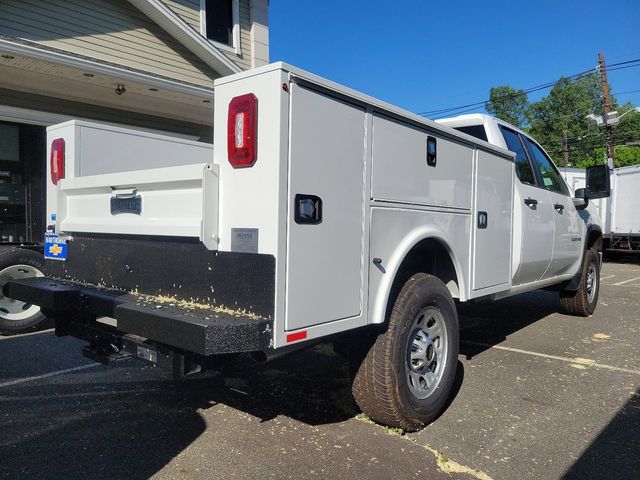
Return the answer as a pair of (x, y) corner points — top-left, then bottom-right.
(4, 277), (273, 356)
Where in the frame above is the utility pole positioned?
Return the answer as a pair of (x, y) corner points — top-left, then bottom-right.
(598, 52), (615, 166)
(562, 129), (569, 166)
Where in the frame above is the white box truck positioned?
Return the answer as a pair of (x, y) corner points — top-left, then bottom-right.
(603, 165), (640, 254)
(3, 63), (610, 430)
(556, 165), (639, 255)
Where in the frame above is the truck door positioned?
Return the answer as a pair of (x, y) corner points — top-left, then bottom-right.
(523, 138), (582, 277)
(285, 84), (366, 331)
(499, 126), (554, 285)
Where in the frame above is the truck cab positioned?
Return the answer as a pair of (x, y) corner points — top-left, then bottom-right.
(437, 114), (605, 297)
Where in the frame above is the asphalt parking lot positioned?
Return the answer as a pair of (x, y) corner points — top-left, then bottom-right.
(1, 260), (639, 480)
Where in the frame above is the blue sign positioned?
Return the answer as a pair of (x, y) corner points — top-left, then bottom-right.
(45, 234), (67, 261)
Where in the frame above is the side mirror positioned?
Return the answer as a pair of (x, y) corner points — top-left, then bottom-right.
(586, 165), (611, 199)
(573, 187), (589, 210)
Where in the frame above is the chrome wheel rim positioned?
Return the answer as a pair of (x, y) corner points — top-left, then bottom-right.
(405, 306), (448, 399)
(0, 264), (44, 321)
(586, 262), (597, 304)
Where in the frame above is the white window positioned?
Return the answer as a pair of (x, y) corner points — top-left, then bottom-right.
(200, 0), (241, 54)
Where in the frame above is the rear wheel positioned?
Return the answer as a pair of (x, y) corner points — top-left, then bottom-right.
(0, 247), (47, 333)
(560, 248), (600, 317)
(351, 273), (459, 431)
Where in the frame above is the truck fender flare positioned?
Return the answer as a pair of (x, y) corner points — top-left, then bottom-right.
(565, 224), (603, 292)
(369, 228), (466, 325)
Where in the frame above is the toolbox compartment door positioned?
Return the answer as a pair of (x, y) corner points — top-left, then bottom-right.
(472, 149), (513, 291)
(285, 84), (366, 331)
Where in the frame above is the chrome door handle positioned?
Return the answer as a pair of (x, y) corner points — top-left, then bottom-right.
(524, 197), (538, 207)
(554, 203), (564, 213)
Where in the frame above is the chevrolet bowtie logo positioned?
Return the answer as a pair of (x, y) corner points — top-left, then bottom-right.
(48, 244), (63, 256)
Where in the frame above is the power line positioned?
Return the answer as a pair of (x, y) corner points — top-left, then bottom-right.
(608, 63), (640, 73)
(421, 68), (595, 117)
(418, 56), (640, 119)
(607, 58), (640, 67)
(612, 89), (640, 96)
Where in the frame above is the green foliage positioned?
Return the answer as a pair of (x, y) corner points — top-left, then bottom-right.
(486, 75), (640, 167)
(575, 146), (640, 168)
(527, 75), (603, 166)
(614, 146), (640, 167)
(486, 86), (529, 129)
(614, 103), (640, 146)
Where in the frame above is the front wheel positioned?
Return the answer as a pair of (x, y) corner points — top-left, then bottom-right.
(0, 247), (47, 333)
(351, 273), (459, 431)
(560, 248), (600, 317)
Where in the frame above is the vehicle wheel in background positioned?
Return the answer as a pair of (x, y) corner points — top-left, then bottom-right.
(350, 273), (459, 431)
(560, 248), (600, 317)
(0, 247), (47, 333)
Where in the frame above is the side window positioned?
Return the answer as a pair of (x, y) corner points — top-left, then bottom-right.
(524, 139), (569, 196)
(499, 126), (536, 185)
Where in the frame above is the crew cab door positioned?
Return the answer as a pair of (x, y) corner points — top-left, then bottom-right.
(499, 126), (554, 285)
(523, 138), (582, 277)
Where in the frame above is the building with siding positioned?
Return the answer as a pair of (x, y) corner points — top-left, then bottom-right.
(0, 0), (269, 242)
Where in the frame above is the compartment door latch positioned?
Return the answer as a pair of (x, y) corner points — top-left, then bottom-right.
(294, 194), (322, 225)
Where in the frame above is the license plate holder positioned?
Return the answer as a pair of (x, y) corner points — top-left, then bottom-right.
(111, 195), (142, 215)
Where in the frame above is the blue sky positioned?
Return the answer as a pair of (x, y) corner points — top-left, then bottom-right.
(269, 1), (640, 118)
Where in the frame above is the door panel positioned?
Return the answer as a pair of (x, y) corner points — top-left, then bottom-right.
(498, 126), (554, 286)
(285, 85), (366, 331)
(513, 182), (554, 285)
(546, 190), (582, 277)
(473, 149), (513, 290)
(522, 137), (581, 278)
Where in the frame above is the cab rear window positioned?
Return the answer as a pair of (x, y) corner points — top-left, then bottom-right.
(454, 125), (488, 142)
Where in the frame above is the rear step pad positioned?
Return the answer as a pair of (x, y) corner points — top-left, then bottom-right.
(4, 277), (273, 355)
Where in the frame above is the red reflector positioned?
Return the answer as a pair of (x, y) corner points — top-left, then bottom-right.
(227, 93), (257, 168)
(50, 138), (65, 185)
(286, 330), (307, 343)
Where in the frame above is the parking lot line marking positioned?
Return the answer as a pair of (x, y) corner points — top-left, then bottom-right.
(0, 363), (99, 389)
(0, 329), (54, 341)
(462, 341), (640, 375)
(612, 275), (640, 286)
(599, 274), (615, 281)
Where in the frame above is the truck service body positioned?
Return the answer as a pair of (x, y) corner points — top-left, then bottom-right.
(3, 63), (608, 430)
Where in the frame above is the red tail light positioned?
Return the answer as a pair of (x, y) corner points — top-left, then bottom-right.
(50, 138), (65, 185)
(227, 93), (257, 168)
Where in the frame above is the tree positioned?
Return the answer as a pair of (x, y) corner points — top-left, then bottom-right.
(577, 146), (640, 168)
(527, 74), (603, 166)
(486, 86), (529, 129)
(614, 102), (640, 147)
(486, 74), (640, 167)
(573, 104), (640, 167)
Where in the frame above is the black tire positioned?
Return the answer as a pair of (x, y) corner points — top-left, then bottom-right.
(351, 273), (459, 431)
(0, 247), (47, 333)
(560, 248), (600, 317)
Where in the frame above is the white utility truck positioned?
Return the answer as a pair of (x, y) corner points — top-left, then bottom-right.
(3, 63), (610, 431)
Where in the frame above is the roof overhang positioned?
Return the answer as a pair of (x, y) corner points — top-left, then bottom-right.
(0, 37), (213, 99)
(127, 0), (242, 76)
